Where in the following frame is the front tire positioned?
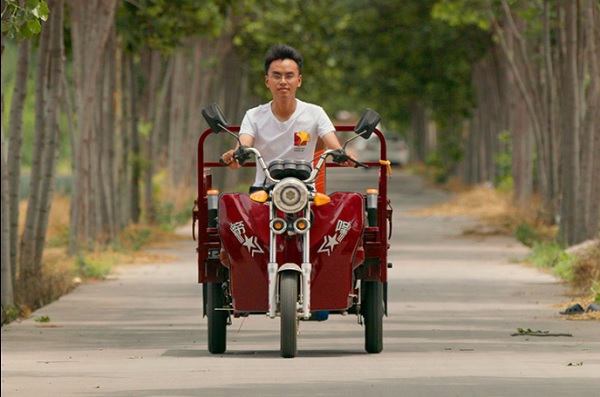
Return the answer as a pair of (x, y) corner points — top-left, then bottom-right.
(363, 280), (383, 353)
(280, 272), (299, 358)
(207, 282), (227, 354)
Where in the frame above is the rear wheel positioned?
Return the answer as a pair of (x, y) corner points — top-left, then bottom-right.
(280, 272), (299, 358)
(207, 282), (227, 354)
(363, 280), (383, 353)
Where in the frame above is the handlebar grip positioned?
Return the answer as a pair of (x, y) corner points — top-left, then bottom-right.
(234, 145), (250, 165)
(219, 157), (230, 166)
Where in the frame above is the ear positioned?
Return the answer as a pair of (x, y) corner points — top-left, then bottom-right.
(297, 74), (302, 87)
(265, 75), (269, 87)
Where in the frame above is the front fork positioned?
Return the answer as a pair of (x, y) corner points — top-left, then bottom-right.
(267, 206), (312, 320)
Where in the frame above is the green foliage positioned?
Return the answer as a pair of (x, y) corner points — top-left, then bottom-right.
(592, 281), (600, 304)
(34, 315), (50, 323)
(1, 305), (20, 326)
(494, 131), (512, 187)
(424, 151), (448, 183)
(75, 255), (113, 279)
(432, 0), (491, 30)
(515, 223), (539, 247)
(116, 0), (225, 54)
(1, 0), (49, 41)
(153, 202), (189, 231)
(525, 241), (575, 281)
(337, 0), (491, 128)
(117, 227), (151, 252)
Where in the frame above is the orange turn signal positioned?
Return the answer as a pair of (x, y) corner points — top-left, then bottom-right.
(250, 190), (268, 203)
(313, 192), (331, 206)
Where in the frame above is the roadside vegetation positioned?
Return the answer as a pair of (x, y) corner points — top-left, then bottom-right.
(411, 165), (600, 321)
(1, 184), (193, 326)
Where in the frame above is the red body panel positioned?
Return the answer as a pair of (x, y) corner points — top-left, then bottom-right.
(218, 193), (365, 312)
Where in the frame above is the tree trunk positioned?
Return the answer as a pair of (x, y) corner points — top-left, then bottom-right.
(7, 40), (30, 287)
(2, 106), (15, 310)
(19, 0), (64, 304)
(581, 0), (600, 238)
(491, 1), (559, 221)
(141, 50), (162, 223)
(67, 0), (118, 253)
(168, 50), (188, 185)
(557, 0), (582, 245)
(126, 53), (142, 224)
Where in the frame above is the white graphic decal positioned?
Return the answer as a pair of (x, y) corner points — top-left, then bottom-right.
(230, 221), (264, 257)
(318, 219), (352, 255)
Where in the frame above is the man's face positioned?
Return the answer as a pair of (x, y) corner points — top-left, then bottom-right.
(265, 59), (302, 99)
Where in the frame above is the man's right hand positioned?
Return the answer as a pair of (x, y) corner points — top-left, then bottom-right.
(221, 149), (242, 169)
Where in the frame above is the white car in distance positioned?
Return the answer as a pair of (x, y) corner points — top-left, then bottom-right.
(351, 133), (410, 167)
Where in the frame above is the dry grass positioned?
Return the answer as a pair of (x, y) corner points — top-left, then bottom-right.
(411, 183), (556, 239)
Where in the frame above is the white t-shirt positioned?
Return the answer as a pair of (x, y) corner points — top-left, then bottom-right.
(239, 99), (335, 187)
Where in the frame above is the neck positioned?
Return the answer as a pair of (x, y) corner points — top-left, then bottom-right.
(271, 98), (297, 122)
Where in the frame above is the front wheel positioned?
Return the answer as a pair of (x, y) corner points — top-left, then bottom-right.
(206, 282), (227, 354)
(280, 272), (299, 358)
(363, 280), (383, 353)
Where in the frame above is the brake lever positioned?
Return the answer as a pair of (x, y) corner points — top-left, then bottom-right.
(351, 158), (369, 169)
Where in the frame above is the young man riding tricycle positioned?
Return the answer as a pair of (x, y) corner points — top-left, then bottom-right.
(193, 44), (392, 358)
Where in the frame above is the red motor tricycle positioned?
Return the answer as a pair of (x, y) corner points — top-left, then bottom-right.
(193, 103), (392, 358)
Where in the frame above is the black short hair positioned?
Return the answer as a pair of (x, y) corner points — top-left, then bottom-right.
(264, 44), (303, 75)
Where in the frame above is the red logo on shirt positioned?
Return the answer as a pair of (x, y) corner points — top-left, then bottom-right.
(294, 131), (310, 146)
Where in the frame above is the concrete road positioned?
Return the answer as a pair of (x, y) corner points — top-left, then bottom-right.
(2, 169), (598, 397)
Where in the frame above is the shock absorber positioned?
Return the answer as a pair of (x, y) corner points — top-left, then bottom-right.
(366, 188), (378, 227)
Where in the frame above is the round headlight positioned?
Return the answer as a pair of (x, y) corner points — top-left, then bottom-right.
(271, 177), (309, 213)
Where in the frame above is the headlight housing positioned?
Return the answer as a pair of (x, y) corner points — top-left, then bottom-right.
(271, 177), (309, 213)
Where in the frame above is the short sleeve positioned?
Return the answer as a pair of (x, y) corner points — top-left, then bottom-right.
(316, 107), (335, 138)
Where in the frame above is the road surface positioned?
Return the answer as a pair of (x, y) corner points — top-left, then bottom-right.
(2, 169), (598, 396)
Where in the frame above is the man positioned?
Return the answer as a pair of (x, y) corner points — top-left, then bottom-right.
(221, 43), (353, 192)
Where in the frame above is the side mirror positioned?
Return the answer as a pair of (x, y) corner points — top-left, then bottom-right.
(201, 103), (229, 133)
(354, 108), (381, 140)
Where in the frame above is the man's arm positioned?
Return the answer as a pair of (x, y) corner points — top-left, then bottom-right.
(321, 131), (356, 166)
(321, 131), (342, 150)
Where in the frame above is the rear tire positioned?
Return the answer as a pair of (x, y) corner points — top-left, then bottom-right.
(207, 282), (227, 354)
(280, 272), (299, 358)
(363, 280), (383, 353)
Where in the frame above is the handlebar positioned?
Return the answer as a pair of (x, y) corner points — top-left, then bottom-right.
(220, 146), (367, 185)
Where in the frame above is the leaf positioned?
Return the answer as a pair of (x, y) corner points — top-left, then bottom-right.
(26, 19), (42, 35)
(566, 362), (583, 366)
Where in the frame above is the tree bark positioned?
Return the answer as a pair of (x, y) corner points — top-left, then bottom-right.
(13, 0), (64, 305)
(67, 0), (118, 253)
(557, 0), (582, 245)
(581, 0), (600, 238)
(7, 39), (30, 287)
(1, 103), (15, 310)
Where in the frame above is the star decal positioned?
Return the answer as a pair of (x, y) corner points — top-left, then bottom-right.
(243, 235), (264, 257)
(318, 234), (340, 256)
